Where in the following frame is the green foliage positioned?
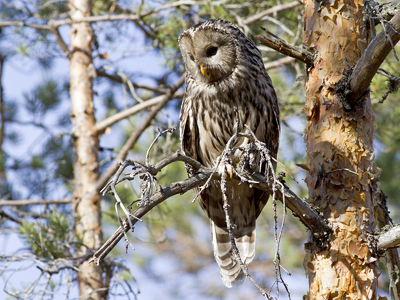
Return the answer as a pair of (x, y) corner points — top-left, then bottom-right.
(19, 210), (75, 259)
(24, 79), (62, 118)
(38, 0), (68, 19)
(15, 42), (29, 56)
(30, 155), (44, 169)
(3, 100), (18, 123)
(371, 51), (400, 220)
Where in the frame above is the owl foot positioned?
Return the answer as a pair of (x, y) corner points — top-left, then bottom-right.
(222, 165), (233, 179)
(225, 164), (234, 179)
(216, 156), (234, 179)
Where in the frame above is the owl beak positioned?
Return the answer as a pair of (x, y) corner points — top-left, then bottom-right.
(200, 64), (211, 78)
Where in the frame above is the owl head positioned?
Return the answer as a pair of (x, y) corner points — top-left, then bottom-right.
(179, 19), (256, 84)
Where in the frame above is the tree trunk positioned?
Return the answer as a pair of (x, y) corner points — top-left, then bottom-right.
(69, 0), (106, 298)
(302, 0), (380, 298)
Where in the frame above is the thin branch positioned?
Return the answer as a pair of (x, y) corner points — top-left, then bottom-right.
(90, 150), (330, 265)
(265, 57), (295, 70)
(0, 210), (22, 224)
(96, 75), (185, 190)
(261, 16), (294, 37)
(96, 69), (168, 94)
(0, 199), (72, 206)
(90, 170), (210, 265)
(48, 25), (70, 58)
(96, 88), (183, 134)
(0, 1), (221, 29)
(242, 1), (302, 25)
(255, 30), (314, 65)
(97, 98), (161, 134)
(376, 68), (400, 103)
(0, 21), (50, 30)
(337, 10), (400, 110)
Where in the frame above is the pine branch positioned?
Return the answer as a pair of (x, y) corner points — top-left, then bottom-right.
(336, 11), (400, 110)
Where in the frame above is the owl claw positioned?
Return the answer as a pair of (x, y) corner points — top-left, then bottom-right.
(225, 164), (234, 179)
(216, 155), (234, 179)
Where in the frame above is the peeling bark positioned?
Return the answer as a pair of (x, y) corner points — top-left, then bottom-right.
(69, 0), (106, 298)
(302, 0), (380, 298)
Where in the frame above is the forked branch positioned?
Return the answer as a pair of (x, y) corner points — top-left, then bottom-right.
(90, 128), (331, 267)
(336, 10), (400, 110)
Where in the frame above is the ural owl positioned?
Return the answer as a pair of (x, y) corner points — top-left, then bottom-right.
(179, 19), (280, 287)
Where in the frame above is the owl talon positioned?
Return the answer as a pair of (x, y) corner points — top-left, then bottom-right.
(225, 165), (234, 179)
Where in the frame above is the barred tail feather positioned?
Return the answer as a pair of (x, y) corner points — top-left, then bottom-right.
(211, 221), (256, 288)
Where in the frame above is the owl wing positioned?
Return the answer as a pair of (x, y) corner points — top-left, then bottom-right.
(254, 74), (280, 219)
(179, 94), (199, 176)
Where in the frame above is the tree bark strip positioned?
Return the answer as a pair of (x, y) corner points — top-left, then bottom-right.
(69, 0), (106, 298)
(302, 0), (380, 298)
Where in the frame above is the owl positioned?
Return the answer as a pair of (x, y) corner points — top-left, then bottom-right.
(178, 19), (280, 288)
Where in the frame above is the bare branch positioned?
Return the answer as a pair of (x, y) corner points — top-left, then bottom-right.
(0, 210), (22, 224)
(255, 31), (314, 65)
(91, 149), (330, 265)
(265, 57), (296, 70)
(377, 225), (400, 251)
(0, 199), (72, 206)
(96, 92), (182, 134)
(0, 21), (50, 30)
(49, 25), (71, 58)
(96, 69), (170, 94)
(336, 11), (400, 110)
(96, 75), (185, 190)
(242, 1), (302, 25)
(91, 169), (210, 265)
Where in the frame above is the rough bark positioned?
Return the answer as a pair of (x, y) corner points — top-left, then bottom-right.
(302, 0), (380, 298)
(69, 0), (106, 298)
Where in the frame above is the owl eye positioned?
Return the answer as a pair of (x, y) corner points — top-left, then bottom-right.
(189, 54), (195, 61)
(206, 46), (218, 57)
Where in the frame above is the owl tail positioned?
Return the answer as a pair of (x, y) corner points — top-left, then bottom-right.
(211, 221), (256, 288)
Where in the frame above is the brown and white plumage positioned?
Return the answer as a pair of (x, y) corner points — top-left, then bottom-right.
(178, 19), (280, 288)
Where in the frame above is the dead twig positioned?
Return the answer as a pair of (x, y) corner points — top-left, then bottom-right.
(255, 29), (314, 66)
(377, 68), (400, 103)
